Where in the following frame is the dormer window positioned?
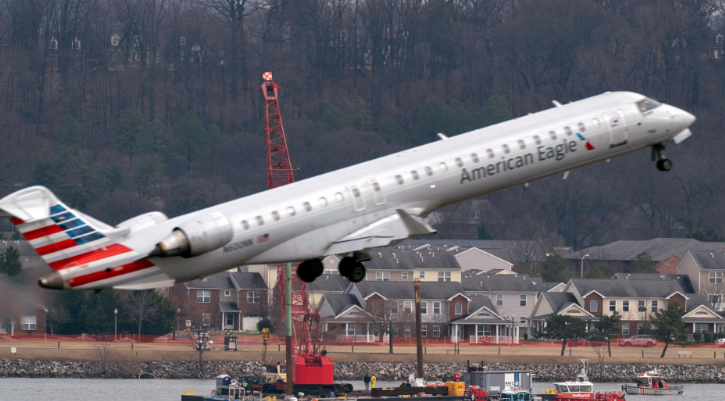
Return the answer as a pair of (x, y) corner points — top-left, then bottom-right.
(717, 34), (724, 44)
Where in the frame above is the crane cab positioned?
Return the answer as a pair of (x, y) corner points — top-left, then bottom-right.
(265, 362), (287, 383)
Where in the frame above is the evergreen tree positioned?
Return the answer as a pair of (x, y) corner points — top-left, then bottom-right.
(143, 119), (169, 155)
(1, 246), (22, 276)
(115, 108), (151, 168)
(648, 303), (687, 358)
(307, 101), (343, 131)
(535, 313), (586, 356)
(56, 115), (83, 150)
(585, 263), (615, 279)
(628, 251), (657, 273)
(375, 118), (406, 142)
(591, 311), (621, 356)
(345, 95), (373, 131)
(174, 111), (207, 173)
(541, 254), (572, 283)
(102, 164), (126, 193)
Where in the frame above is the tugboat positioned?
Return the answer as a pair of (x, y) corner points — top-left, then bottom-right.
(548, 360), (625, 401)
(623, 369), (684, 396)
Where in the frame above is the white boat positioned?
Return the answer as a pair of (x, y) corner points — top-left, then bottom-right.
(623, 369), (684, 396)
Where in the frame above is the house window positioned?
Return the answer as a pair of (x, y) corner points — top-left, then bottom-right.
(391, 302), (398, 314)
(376, 272), (390, 281)
(247, 291), (260, 304)
(271, 211), (280, 221)
(623, 300), (630, 312)
(477, 325), (491, 337)
(590, 300), (598, 313)
(438, 271), (451, 282)
(520, 295), (527, 307)
(455, 302), (463, 315)
(422, 325), (427, 337)
(419, 271), (426, 279)
(372, 302), (379, 314)
(709, 294), (723, 305)
(424, 166), (433, 176)
(197, 290), (211, 303)
(21, 313), (37, 331)
(202, 313), (211, 326)
(622, 322), (630, 336)
(638, 300), (646, 312)
(455, 158), (463, 167)
(433, 325), (441, 338)
(695, 323), (709, 333)
(637, 323), (644, 335)
(225, 314), (234, 327)
(224, 290), (231, 297)
(433, 302), (441, 315)
(402, 272), (409, 280)
(609, 300), (616, 312)
(471, 153), (479, 163)
(651, 300), (659, 312)
(486, 149), (495, 158)
(402, 326), (411, 337)
(496, 294), (503, 306)
(347, 323), (363, 336)
(395, 175), (404, 185)
(411, 170), (419, 180)
(710, 272), (723, 284)
(404, 301), (413, 313)
(421, 302), (428, 314)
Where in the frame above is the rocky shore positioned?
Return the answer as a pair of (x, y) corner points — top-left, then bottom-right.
(1, 359), (725, 382)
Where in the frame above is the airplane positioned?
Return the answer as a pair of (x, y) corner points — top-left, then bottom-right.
(0, 91), (694, 291)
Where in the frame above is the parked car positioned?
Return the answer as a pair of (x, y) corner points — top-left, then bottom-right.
(714, 338), (725, 345)
(619, 335), (657, 347)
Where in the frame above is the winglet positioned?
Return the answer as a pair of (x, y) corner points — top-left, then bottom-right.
(552, 100), (563, 107)
(437, 133), (448, 140)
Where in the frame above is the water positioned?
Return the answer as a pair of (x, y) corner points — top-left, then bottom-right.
(0, 379), (719, 401)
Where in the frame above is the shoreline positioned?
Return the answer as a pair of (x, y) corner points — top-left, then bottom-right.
(1, 360), (724, 383)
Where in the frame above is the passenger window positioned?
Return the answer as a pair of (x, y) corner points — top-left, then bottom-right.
(502, 144), (510, 154)
(549, 131), (557, 140)
(518, 140), (526, 150)
(271, 211), (280, 221)
(577, 122), (586, 132)
(455, 158), (463, 167)
(287, 206), (296, 216)
(411, 170), (419, 180)
(533, 135), (542, 145)
(256, 216), (264, 226)
(592, 118), (600, 128)
(335, 193), (344, 202)
(319, 197), (328, 207)
(439, 162), (448, 172)
(564, 126), (572, 136)
(241, 220), (250, 230)
(424, 167), (433, 176)
(303, 202), (312, 212)
(471, 153), (479, 163)
(395, 175), (404, 185)
(486, 149), (495, 158)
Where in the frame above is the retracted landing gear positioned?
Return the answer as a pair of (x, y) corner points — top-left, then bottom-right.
(652, 144), (672, 172)
(297, 259), (324, 283)
(338, 252), (368, 283)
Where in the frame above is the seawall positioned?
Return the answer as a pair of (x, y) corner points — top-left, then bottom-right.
(1, 360), (724, 382)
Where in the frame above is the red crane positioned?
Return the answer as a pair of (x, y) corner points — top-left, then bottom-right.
(260, 73), (346, 394)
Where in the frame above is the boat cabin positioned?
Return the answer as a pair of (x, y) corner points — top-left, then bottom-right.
(553, 381), (594, 400)
(634, 371), (669, 389)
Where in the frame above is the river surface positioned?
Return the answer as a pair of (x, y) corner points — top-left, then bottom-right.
(0, 379), (718, 400)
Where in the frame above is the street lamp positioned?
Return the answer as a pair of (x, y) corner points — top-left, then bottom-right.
(581, 254), (589, 278)
(114, 308), (118, 341)
(175, 308), (181, 340)
(512, 313), (516, 344)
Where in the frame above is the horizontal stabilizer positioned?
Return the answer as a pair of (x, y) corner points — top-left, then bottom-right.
(326, 210), (435, 255)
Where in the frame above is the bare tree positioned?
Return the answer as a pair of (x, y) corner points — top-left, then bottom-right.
(46, 306), (71, 335)
(124, 290), (159, 337)
(368, 299), (415, 354)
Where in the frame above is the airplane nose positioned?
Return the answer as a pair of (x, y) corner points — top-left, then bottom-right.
(39, 270), (65, 290)
(683, 111), (696, 127)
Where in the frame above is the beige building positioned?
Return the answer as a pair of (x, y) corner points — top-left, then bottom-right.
(677, 251), (725, 311)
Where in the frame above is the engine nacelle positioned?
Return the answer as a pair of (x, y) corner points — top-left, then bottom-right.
(151, 212), (233, 258)
(118, 212), (169, 233)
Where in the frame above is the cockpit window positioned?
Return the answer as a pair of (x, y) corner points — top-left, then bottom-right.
(636, 98), (661, 113)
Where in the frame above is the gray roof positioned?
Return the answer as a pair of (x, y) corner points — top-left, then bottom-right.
(684, 293), (717, 313)
(323, 294), (363, 315)
(351, 281), (466, 300)
(400, 239), (546, 262)
(364, 249), (461, 270)
(462, 274), (538, 292)
(307, 274), (349, 292)
(534, 281), (564, 292)
(186, 273), (235, 290)
(450, 296), (506, 323)
(688, 250), (725, 270)
(219, 302), (240, 312)
(612, 273), (695, 293)
(541, 292), (580, 314)
(230, 272), (267, 289)
(566, 238), (725, 262)
(569, 279), (686, 298)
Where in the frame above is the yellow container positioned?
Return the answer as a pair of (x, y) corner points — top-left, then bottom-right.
(444, 382), (466, 396)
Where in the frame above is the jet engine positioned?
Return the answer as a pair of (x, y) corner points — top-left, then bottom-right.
(150, 212), (234, 258)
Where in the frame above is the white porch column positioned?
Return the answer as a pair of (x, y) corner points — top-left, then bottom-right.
(495, 325), (499, 343)
(367, 323), (370, 342)
(222, 312), (226, 329)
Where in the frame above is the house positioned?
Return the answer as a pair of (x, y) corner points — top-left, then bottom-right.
(401, 239), (547, 272)
(529, 292), (598, 333)
(463, 274), (541, 336)
(681, 294), (725, 334)
(169, 271), (267, 331)
(307, 274), (349, 306)
(613, 273), (694, 293)
(362, 249), (462, 282)
(565, 238), (725, 277)
(676, 250), (725, 311)
(0, 308), (46, 336)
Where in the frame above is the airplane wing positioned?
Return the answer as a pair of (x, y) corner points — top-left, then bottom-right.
(0, 186), (171, 290)
(325, 209), (436, 256)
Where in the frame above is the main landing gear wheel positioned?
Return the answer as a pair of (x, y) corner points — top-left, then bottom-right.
(338, 257), (366, 283)
(297, 259), (324, 283)
(656, 158), (672, 172)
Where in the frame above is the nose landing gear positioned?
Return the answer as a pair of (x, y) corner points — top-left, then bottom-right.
(652, 144), (672, 172)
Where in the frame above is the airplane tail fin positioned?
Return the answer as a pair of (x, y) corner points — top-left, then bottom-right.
(0, 186), (117, 269)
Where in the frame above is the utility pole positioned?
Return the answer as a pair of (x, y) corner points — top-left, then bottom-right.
(285, 262), (293, 395)
(415, 279), (424, 379)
